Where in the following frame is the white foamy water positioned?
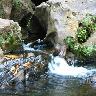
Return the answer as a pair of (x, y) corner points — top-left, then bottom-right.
(48, 56), (96, 77)
(23, 43), (96, 77)
(23, 43), (34, 51)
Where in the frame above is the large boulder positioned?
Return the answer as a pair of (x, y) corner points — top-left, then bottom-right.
(35, 1), (78, 45)
(35, 0), (96, 43)
(34, 0), (79, 57)
(0, 0), (12, 19)
(34, 0), (96, 57)
(0, 18), (22, 52)
(0, 0), (35, 23)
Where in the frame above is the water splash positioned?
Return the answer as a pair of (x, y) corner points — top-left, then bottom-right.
(22, 43), (96, 78)
(48, 56), (96, 77)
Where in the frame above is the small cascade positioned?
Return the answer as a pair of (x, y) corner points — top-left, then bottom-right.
(48, 56), (96, 77)
(23, 43), (96, 78)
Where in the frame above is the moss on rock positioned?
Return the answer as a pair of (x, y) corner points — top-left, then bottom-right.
(0, 19), (22, 52)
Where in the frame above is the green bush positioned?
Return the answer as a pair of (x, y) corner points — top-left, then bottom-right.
(64, 14), (96, 58)
(80, 14), (96, 32)
(76, 27), (89, 43)
(64, 37), (96, 57)
(64, 36), (76, 49)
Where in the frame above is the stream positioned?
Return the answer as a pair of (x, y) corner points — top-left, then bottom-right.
(0, 45), (96, 96)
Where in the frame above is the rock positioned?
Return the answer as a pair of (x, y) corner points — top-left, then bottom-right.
(64, 0), (96, 20)
(0, 18), (22, 52)
(52, 0), (96, 20)
(0, 0), (35, 41)
(34, 0), (78, 57)
(35, 0), (96, 42)
(35, 0), (96, 57)
(0, 0), (12, 19)
(35, 1), (78, 45)
(10, 0), (35, 22)
(84, 32), (96, 46)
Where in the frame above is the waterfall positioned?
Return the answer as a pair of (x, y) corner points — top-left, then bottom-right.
(48, 56), (96, 77)
(23, 43), (96, 77)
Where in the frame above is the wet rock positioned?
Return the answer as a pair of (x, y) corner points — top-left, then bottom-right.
(0, 54), (49, 89)
(10, 0), (35, 22)
(0, 0), (12, 19)
(0, 18), (22, 52)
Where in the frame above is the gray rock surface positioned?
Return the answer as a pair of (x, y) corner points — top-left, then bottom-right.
(35, 0), (79, 45)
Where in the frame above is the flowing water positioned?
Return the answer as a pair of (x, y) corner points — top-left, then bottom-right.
(0, 45), (96, 96)
(23, 56), (96, 96)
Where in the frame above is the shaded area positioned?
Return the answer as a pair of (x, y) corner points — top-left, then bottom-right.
(31, 0), (48, 6)
(19, 13), (47, 43)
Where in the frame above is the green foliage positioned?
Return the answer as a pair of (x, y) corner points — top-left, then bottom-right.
(76, 27), (89, 43)
(82, 45), (94, 57)
(12, 0), (22, 10)
(65, 37), (82, 57)
(64, 14), (96, 58)
(0, 31), (21, 51)
(64, 37), (96, 57)
(0, 1), (6, 18)
(0, 34), (14, 50)
(64, 36), (76, 48)
(80, 14), (96, 32)
(80, 14), (93, 27)
(72, 43), (82, 54)
(76, 14), (96, 43)
(0, 36), (5, 46)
